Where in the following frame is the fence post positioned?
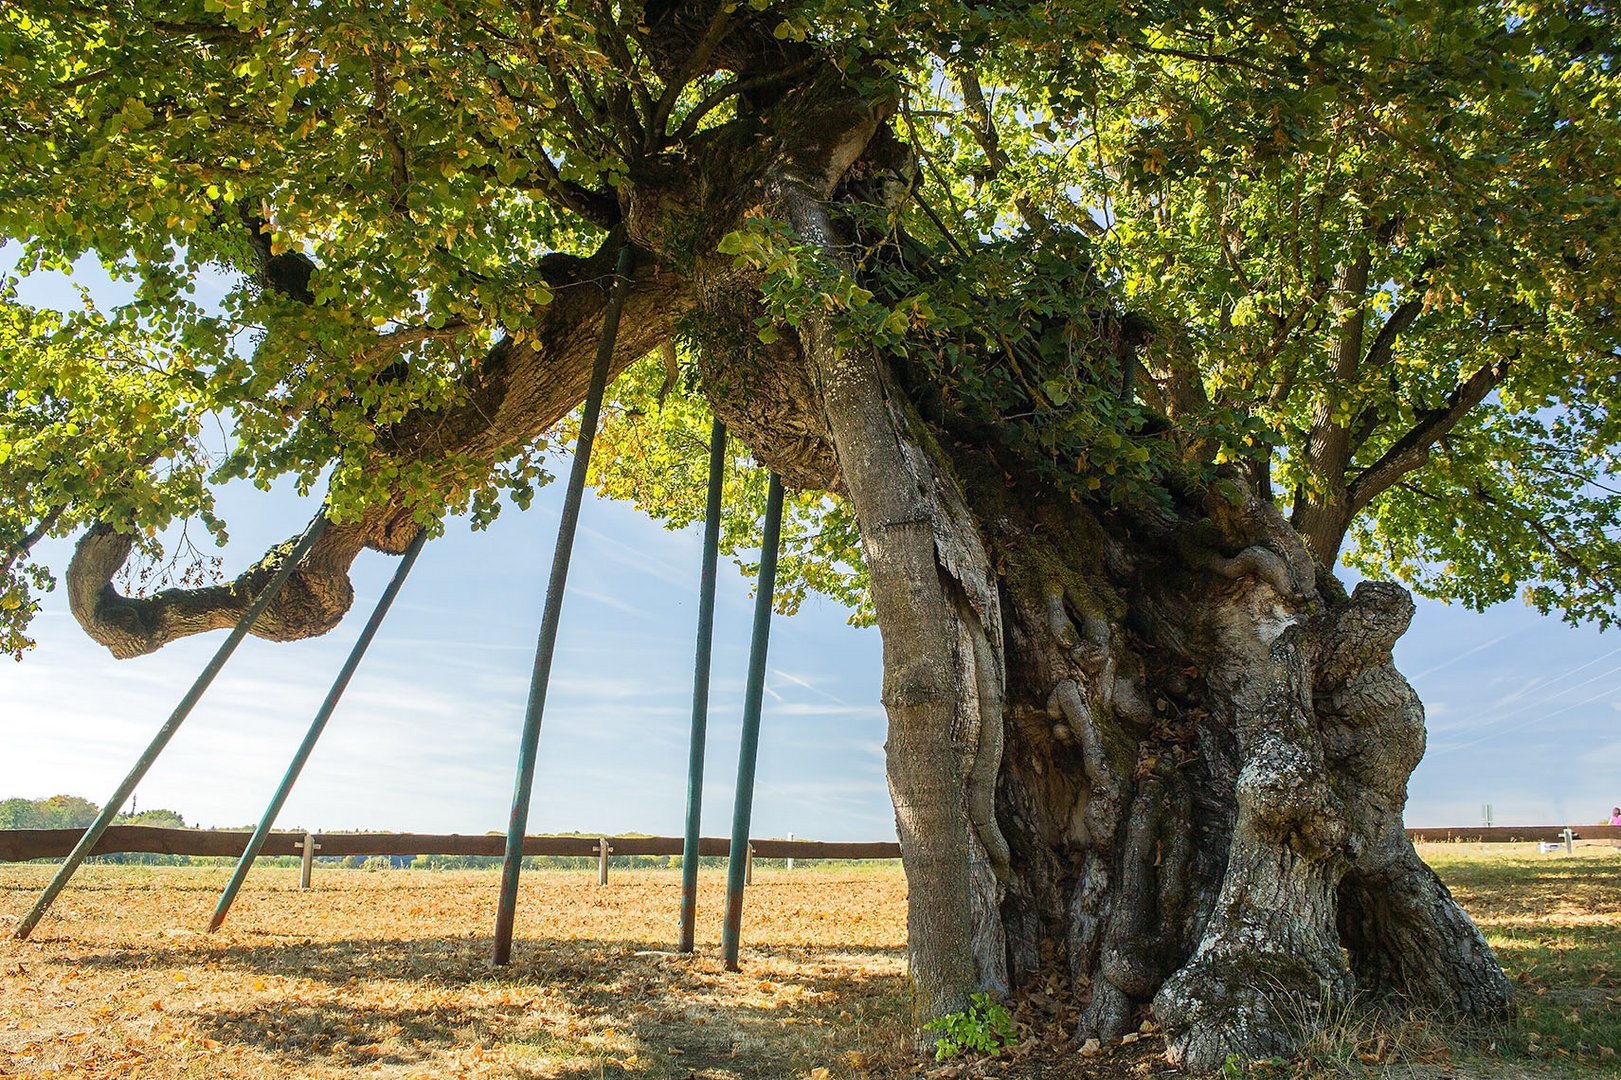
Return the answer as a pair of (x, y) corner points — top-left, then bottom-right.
(299, 833), (319, 889)
(786, 832), (794, 872)
(1563, 827), (1575, 855)
(598, 838), (612, 886)
(745, 842), (754, 886)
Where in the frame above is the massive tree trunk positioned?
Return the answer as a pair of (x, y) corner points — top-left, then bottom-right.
(974, 476), (1512, 1069)
(675, 136), (1513, 1067)
(692, 221), (1513, 1070)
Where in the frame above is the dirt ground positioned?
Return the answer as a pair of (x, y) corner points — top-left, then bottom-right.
(1, 853), (1615, 1079)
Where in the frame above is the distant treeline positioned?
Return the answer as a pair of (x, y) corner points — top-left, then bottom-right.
(0, 794), (187, 831)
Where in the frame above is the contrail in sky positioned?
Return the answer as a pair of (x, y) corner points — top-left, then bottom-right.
(1410, 625), (1531, 680)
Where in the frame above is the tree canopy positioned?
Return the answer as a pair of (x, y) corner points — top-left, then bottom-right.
(0, 0), (1616, 660)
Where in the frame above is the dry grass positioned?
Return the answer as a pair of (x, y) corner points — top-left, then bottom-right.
(0, 865), (913, 1079)
(2, 847), (1618, 1079)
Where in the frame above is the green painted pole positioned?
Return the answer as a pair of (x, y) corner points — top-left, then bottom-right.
(679, 419), (727, 953)
(13, 514), (330, 941)
(208, 528), (429, 932)
(492, 242), (636, 966)
(721, 472), (784, 972)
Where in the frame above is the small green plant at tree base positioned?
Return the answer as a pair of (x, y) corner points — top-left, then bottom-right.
(1219, 1053), (1292, 1078)
(924, 993), (1017, 1062)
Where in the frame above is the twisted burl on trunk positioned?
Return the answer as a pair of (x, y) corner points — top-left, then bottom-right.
(979, 475), (1512, 1068)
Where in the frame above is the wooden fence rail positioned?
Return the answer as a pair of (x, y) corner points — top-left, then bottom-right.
(1406, 825), (1621, 844)
(4, 825), (1618, 866)
(0, 827), (904, 865)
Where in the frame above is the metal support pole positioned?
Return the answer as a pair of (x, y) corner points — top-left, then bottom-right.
(13, 514), (329, 941)
(209, 529), (429, 931)
(722, 473), (784, 972)
(679, 419), (727, 953)
(493, 243), (637, 966)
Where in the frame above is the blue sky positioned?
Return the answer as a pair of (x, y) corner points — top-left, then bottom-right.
(4, 260), (1620, 840)
(5, 475), (893, 840)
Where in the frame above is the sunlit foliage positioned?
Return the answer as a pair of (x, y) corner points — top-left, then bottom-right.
(0, 0), (1615, 653)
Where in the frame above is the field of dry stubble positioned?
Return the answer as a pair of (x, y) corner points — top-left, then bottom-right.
(2, 847), (1619, 1079)
(0, 865), (913, 1079)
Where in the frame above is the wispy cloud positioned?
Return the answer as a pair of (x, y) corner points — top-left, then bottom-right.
(770, 667), (853, 706)
(578, 523), (696, 589)
(1410, 626), (1530, 679)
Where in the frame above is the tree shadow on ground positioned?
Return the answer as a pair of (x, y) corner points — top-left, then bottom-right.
(63, 934), (912, 1077)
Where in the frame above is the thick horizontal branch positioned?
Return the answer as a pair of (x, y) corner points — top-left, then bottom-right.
(66, 519), (371, 660)
(60, 50), (893, 659)
(66, 242), (688, 658)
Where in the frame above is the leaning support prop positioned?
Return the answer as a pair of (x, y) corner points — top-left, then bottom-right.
(679, 419), (727, 953)
(208, 528), (430, 932)
(722, 473), (785, 972)
(13, 514), (331, 941)
(492, 243), (637, 966)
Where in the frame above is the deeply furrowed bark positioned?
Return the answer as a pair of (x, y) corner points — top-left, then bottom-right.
(694, 165), (1511, 1067)
(974, 474), (1512, 1070)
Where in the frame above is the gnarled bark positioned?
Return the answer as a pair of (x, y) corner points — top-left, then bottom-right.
(978, 479), (1511, 1070)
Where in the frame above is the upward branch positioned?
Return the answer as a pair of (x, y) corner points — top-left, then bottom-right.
(1347, 358), (1510, 515)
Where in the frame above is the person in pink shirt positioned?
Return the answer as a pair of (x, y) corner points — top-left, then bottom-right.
(1611, 807), (1621, 827)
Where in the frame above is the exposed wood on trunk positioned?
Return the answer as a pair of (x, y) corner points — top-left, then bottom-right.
(980, 475), (1510, 1070)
